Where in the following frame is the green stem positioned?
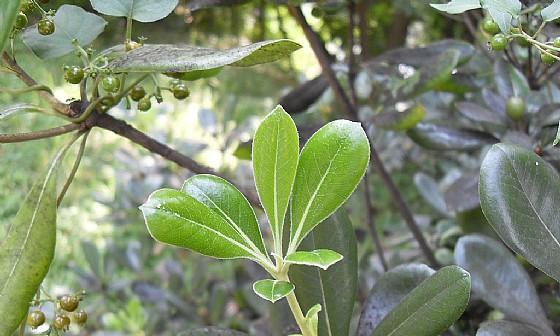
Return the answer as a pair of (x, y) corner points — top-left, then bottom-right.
(126, 16), (133, 45)
(57, 131), (90, 207)
(0, 85), (52, 95)
(277, 271), (313, 336)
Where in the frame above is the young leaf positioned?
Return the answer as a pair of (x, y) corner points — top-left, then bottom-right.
(22, 5), (107, 59)
(357, 264), (435, 336)
(285, 249), (343, 270)
(290, 209), (358, 336)
(289, 120), (369, 250)
(0, 0), (20, 54)
(430, 0), (481, 14)
(480, 144), (560, 282)
(253, 279), (294, 303)
(140, 189), (257, 260)
(542, 0), (560, 22)
(90, 0), (178, 22)
(372, 266), (471, 336)
(0, 150), (63, 335)
(108, 40), (302, 73)
(253, 106), (299, 253)
(181, 174), (267, 256)
(304, 304), (322, 334)
(455, 235), (554, 335)
(477, 320), (544, 336)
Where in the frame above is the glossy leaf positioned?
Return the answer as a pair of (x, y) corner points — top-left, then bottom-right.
(494, 60), (513, 98)
(481, 0), (522, 32)
(0, 0), (20, 54)
(371, 105), (425, 131)
(476, 320), (543, 336)
(285, 249), (343, 270)
(290, 209), (358, 336)
(454, 235), (553, 335)
(0, 150), (62, 334)
(140, 189), (257, 260)
(413, 173), (448, 215)
(444, 173), (480, 213)
(108, 40), (301, 73)
(252, 279), (294, 303)
(253, 106), (299, 253)
(181, 174), (266, 256)
(90, 0), (178, 22)
(22, 5), (107, 59)
(455, 102), (506, 132)
(357, 264), (435, 336)
(430, 0), (481, 14)
(480, 143), (560, 282)
(372, 266), (471, 336)
(542, 0), (560, 22)
(407, 123), (497, 150)
(289, 121), (369, 249)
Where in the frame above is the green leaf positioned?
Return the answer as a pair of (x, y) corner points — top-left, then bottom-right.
(290, 209), (358, 336)
(181, 174), (267, 256)
(413, 173), (448, 216)
(430, 0), (481, 14)
(0, 149), (62, 335)
(477, 320), (544, 336)
(165, 67), (223, 81)
(304, 304), (322, 334)
(357, 264), (435, 336)
(374, 39), (475, 67)
(289, 121), (369, 250)
(22, 5), (107, 59)
(252, 279), (294, 303)
(0, 0), (20, 54)
(407, 123), (497, 151)
(542, 0), (560, 22)
(455, 235), (554, 335)
(179, 327), (248, 336)
(253, 106), (299, 254)
(108, 40), (302, 73)
(140, 188), (258, 260)
(90, 0), (178, 22)
(285, 249), (343, 270)
(372, 266), (471, 336)
(481, 0), (522, 33)
(371, 105), (425, 131)
(480, 143), (560, 282)
(455, 102), (506, 133)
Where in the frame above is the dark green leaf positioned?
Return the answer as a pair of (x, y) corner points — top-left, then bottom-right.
(290, 209), (358, 336)
(0, 0), (20, 54)
(178, 327), (247, 336)
(455, 102), (506, 132)
(480, 143), (560, 282)
(407, 123), (497, 150)
(444, 172), (480, 213)
(476, 320), (544, 336)
(455, 235), (554, 335)
(0, 150), (62, 334)
(494, 60), (513, 98)
(430, 0), (481, 14)
(372, 266), (471, 336)
(90, 0), (178, 22)
(22, 5), (107, 59)
(108, 40), (302, 73)
(289, 120), (369, 250)
(181, 174), (267, 256)
(413, 173), (448, 216)
(357, 264), (435, 336)
(373, 39), (475, 67)
(253, 279), (294, 303)
(371, 105), (425, 131)
(542, 0), (560, 22)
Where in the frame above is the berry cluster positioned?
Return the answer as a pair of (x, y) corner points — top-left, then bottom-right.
(27, 292), (87, 333)
(14, 0), (55, 36)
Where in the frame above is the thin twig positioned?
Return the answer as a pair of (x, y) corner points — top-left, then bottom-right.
(0, 124), (80, 143)
(363, 173), (389, 271)
(57, 131), (90, 206)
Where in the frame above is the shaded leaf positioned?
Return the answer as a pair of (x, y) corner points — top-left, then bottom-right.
(456, 102), (506, 132)
(371, 105), (425, 131)
(285, 249), (343, 270)
(166, 67), (223, 81)
(289, 120), (369, 250)
(413, 173), (448, 216)
(81, 241), (102, 279)
(108, 40), (301, 73)
(480, 143), (560, 282)
(22, 5), (107, 59)
(444, 172), (480, 213)
(407, 123), (497, 150)
(290, 209), (358, 336)
(542, 0), (560, 22)
(0, 0), (20, 54)
(455, 235), (553, 335)
(181, 174), (267, 256)
(90, 0), (178, 22)
(179, 327), (248, 336)
(252, 279), (294, 303)
(357, 264), (435, 336)
(482, 88), (507, 118)
(0, 104), (45, 121)
(372, 266), (471, 336)
(476, 320), (543, 336)
(186, 0), (249, 12)
(373, 39), (475, 67)
(430, 0), (481, 14)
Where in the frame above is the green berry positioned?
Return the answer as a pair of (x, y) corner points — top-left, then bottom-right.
(14, 12), (28, 30)
(27, 310), (45, 328)
(172, 83), (190, 100)
(20, 1), (35, 14)
(490, 33), (508, 51)
(311, 6), (323, 18)
(60, 294), (80, 312)
(129, 85), (146, 101)
(53, 314), (70, 330)
(541, 51), (557, 65)
(506, 97), (525, 121)
(481, 18), (500, 35)
(102, 76), (120, 93)
(73, 310), (88, 324)
(37, 18), (55, 36)
(99, 96), (116, 112)
(64, 66), (84, 84)
(137, 97), (152, 111)
(553, 37), (560, 48)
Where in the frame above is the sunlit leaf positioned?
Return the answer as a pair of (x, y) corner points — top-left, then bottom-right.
(430, 0), (481, 14)
(481, 0), (522, 32)
(90, 0), (178, 22)
(252, 279), (294, 303)
(285, 249), (343, 270)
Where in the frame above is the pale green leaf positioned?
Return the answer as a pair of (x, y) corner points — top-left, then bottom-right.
(430, 0), (481, 14)
(0, 0), (20, 54)
(22, 5), (107, 59)
(481, 0), (522, 32)
(252, 279), (294, 303)
(542, 0), (560, 22)
(304, 304), (322, 334)
(90, 0), (178, 22)
(253, 106), (299, 253)
(140, 189), (257, 260)
(181, 174), (267, 256)
(0, 149), (63, 334)
(285, 249), (343, 270)
(289, 120), (369, 250)
(372, 266), (471, 336)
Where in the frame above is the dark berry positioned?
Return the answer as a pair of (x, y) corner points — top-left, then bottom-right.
(37, 18), (55, 36)
(137, 97), (151, 111)
(60, 294), (80, 312)
(27, 310), (45, 328)
(73, 310), (88, 324)
(53, 314), (70, 330)
(172, 83), (190, 100)
(129, 85), (146, 101)
(20, 1), (35, 14)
